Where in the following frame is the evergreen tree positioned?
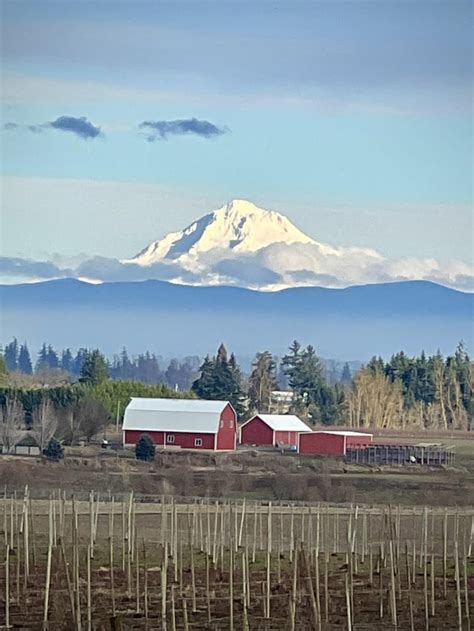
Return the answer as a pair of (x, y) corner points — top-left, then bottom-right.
(46, 345), (59, 370)
(4, 338), (19, 372)
(135, 434), (156, 461)
(43, 438), (64, 461)
(340, 363), (352, 388)
(73, 348), (89, 376)
(192, 356), (217, 399)
(281, 341), (341, 425)
(192, 345), (246, 418)
(60, 348), (74, 373)
(79, 350), (109, 385)
(35, 343), (49, 373)
(18, 343), (33, 374)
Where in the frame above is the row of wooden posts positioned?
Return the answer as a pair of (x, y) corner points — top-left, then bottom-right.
(1, 488), (473, 629)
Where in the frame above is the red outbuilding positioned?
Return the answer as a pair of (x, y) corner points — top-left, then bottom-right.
(239, 414), (310, 447)
(122, 398), (237, 451)
(298, 430), (373, 456)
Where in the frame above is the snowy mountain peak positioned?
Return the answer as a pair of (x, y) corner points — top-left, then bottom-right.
(127, 199), (316, 266)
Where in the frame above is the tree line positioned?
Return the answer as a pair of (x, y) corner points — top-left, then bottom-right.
(347, 345), (473, 431)
(0, 338), (472, 454)
(2, 339), (201, 391)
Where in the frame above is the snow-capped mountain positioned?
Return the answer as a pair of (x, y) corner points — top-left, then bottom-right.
(3, 199), (471, 291)
(128, 199), (317, 263)
(122, 199), (471, 291)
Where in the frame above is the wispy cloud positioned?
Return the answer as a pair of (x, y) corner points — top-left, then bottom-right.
(5, 115), (103, 140)
(139, 118), (228, 141)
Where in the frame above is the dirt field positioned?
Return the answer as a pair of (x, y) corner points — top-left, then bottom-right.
(0, 495), (473, 629)
(0, 429), (473, 507)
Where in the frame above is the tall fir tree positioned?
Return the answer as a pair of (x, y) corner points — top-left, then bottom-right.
(79, 349), (109, 385)
(60, 348), (74, 373)
(46, 345), (59, 370)
(340, 363), (352, 388)
(35, 343), (49, 373)
(18, 343), (33, 374)
(4, 338), (19, 372)
(192, 345), (246, 419)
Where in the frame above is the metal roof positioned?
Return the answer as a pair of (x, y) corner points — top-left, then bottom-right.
(244, 414), (310, 432)
(300, 430), (373, 437)
(123, 398), (231, 434)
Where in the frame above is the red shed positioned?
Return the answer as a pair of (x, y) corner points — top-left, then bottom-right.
(298, 430), (373, 456)
(122, 398), (236, 451)
(239, 414), (310, 447)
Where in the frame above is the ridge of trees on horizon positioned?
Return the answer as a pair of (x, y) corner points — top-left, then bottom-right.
(0, 339), (472, 443)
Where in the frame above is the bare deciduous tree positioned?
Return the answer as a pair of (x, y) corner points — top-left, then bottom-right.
(0, 398), (25, 453)
(31, 400), (58, 452)
(57, 397), (109, 445)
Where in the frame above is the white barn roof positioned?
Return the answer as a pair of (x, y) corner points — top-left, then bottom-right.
(123, 398), (231, 434)
(244, 414), (310, 432)
(300, 430), (373, 437)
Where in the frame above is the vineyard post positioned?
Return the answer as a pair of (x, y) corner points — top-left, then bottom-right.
(389, 540), (397, 629)
(430, 550), (435, 617)
(454, 537), (462, 631)
(86, 544), (92, 631)
(182, 597), (189, 631)
(5, 544), (10, 630)
(266, 501), (272, 619)
(443, 508), (448, 597)
(143, 541), (148, 620)
(170, 583), (176, 631)
(205, 543), (211, 624)
(229, 532), (234, 631)
(43, 540), (53, 627)
(462, 542), (470, 627)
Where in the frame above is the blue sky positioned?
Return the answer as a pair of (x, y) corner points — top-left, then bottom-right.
(1, 0), (472, 263)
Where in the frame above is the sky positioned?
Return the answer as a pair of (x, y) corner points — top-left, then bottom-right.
(0, 0), (472, 267)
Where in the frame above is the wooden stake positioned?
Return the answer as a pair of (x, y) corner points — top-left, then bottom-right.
(87, 545), (92, 631)
(43, 542), (53, 626)
(5, 545), (10, 630)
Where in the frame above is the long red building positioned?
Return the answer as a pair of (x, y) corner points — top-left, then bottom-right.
(239, 414), (310, 447)
(123, 398), (237, 451)
(298, 430), (373, 456)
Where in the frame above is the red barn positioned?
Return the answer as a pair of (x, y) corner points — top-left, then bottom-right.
(298, 430), (373, 456)
(122, 398), (237, 451)
(239, 414), (310, 447)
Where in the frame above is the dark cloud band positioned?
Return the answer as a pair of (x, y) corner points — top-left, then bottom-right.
(4, 116), (102, 140)
(139, 118), (227, 141)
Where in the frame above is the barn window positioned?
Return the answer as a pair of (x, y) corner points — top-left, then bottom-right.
(194, 438), (202, 447)
(229, 420), (234, 428)
(220, 420), (224, 428)
(167, 434), (175, 444)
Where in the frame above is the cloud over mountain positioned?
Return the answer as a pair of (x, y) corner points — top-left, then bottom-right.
(1, 200), (472, 292)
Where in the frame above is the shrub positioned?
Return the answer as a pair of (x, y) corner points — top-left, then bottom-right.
(135, 434), (156, 461)
(43, 438), (64, 461)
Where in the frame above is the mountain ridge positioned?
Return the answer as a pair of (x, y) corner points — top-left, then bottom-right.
(1, 199), (472, 292)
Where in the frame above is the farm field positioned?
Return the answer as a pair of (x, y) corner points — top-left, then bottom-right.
(0, 428), (473, 507)
(0, 430), (473, 628)
(0, 493), (473, 630)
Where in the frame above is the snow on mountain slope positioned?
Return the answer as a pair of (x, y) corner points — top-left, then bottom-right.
(127, 199), (320, 265)
(2, 200), (472, 290)
(119, 199), (473, 291)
